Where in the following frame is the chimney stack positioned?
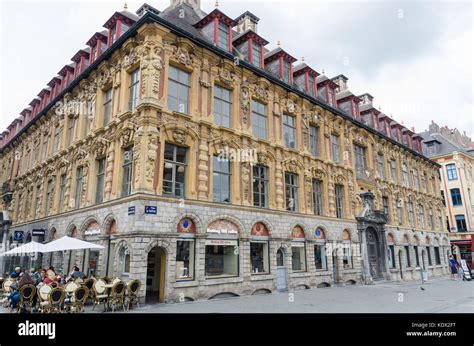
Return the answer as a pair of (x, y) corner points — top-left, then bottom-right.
(235, 11), (260, 34)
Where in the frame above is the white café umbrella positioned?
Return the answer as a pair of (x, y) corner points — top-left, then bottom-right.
(1, 241), (46, 256)
(42, 236), (105, 252)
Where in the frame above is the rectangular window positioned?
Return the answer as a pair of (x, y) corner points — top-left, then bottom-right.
(427, 247), (432, 266)
(285, 173), (298, 212)
(331, 134), (340, 164)
(446, 164), (457, 181)
(418, 205), (425, 228)
(282, 60), (291, 83)
(253, 165), (268, 208)
(402, 164), (409, 186)
(168, 65), (190, 114)
(434, 247), (441, 265)
(74, 166), (83, 209)
(59, 174), (66, 213)
(377, 154), (384, 179)
(438, 210), (443, 230)
(308, 75), (315, 96)
(205, 241), (239, 277)
(95, 158), (106, 204)
(389, 245), (396, 268)
(214, 85), (231, 128)
(251, 100), (267, 140)
(328, 88), (335, 106)
(335, 184), (344, 218)
(390, 159), (397, 181)
(441, 190), (446, 206)
(309, 126), (319, 156)
(291, 243), (306, 272)
(176, 239), (195, 280)
(314, 244), (327, 270)
(382, 197), (389, 222)
(129, 69), (140, 112)
(110, 25), (117, 45)
(163, 143), (187, 198)
(250, 242), (269, 274)
(121, 147), (133, 197)
(451, 188), (462, 206)
(413, 169), (419, 190)
(213, 156), (231, 203)
(67, 116), (76, 146)
(103, 88), (112, 126)
(217, 21), (229, 50)
(354, 145), (366, 173)
(312, 180), (323, 216)
(45, 180), (54, 216)
(404, 246), (411, 267)
(35, 185), (41, 215)
(455, 215), (467, 231)
(251, 41), (261, 67)
(414, 246), (420, 267)
(283, 113), (296, 149)
(407, 202), (414, 227)
(41, 134), (49, 160)
(52, 126), (61, 153)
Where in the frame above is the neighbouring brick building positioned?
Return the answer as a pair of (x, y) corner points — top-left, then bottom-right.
(0, 0), (449, 303)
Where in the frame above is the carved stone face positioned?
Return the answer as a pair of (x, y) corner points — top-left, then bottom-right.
(173, 129), (186, 144)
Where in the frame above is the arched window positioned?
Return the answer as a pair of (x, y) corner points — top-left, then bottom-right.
(291, 226), (306, 272)
(314, 228), (327, 270)
(176, 218), (196, 280)
(250, 223), (270, 274)
(425, 237), (432, 266)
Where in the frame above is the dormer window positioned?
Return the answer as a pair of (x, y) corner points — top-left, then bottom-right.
(109, 24), (117, 46)
(90, 45), (97, 63)
(217, 21), (229, 50)
(352, 101), (359, 119)
(264, 48), (296, 84)
(233, 30), (268, 68)
(308, 74), (315, 97)
(328, 88), (335, 106)
(293, 63), (319, 97)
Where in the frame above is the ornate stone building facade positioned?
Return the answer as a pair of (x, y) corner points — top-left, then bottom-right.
(0, 1), (449, 302)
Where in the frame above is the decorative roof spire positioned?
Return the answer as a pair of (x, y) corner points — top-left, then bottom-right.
(321, 69), (325, 75)
(215, 0), (219, 8)
(277, 40), (281, 47)
(124, 2), (128, 10)
(301, 56), (305, 62)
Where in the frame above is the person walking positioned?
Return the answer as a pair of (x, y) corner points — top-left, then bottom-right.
(449, 256), (458, 280)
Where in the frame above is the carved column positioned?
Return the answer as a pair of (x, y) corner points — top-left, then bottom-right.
(197, 126), (209, 201)
(274, 150), (284, 210)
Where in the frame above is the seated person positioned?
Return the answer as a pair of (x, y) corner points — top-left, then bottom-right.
(8, 272), (34, 310)
(10, 267), (21, 279)
(67, 266), (85, 281)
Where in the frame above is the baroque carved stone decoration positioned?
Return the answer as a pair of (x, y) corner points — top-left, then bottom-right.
(242, 163), (250, 202)
(257, 151), (268, 166)
(173, 129), (187, 144)
(140, 41), (163, 97)
(97, 69), (114, 90)
(145, 130), (159, 184)
(217, 68), (235, 87)
(173, 46), (194, 67)
(240, 80), (251, 124)
(120, 126), (135, 148)
(285, 159), (300, 173)
(253, 85), (269, 103)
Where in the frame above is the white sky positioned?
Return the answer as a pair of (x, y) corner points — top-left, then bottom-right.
(0, 0), (472, 137)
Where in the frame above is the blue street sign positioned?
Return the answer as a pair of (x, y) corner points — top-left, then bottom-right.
(128, 206), (136, 215)
(315, 229), (321, 237)
(145, 206), (157, 215)
(13, 231), (24, 242)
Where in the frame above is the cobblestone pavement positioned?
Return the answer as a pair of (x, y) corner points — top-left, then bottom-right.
(1, 277), (472, 314)
(135, 277), (474, 313)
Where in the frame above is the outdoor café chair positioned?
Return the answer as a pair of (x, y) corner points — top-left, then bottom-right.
(108, 281), (126, 312)
(82, 277), (95, 304)
(16, 284), (36, 313)
(66, 286), (89, 313)
(92, 279), (108, 311)
(125, 279), (141, 311)
(38, 285), (52, 313)
(47, 287), (65, 313)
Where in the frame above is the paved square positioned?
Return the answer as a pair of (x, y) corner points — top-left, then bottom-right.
(135, 277), (474, 313)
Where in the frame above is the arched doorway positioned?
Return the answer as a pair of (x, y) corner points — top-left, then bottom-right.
(398, 250), (403, 280)
(276, 247), (288, 291)
(367, 227), (382, 280)
(146, 246), (166, 303)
